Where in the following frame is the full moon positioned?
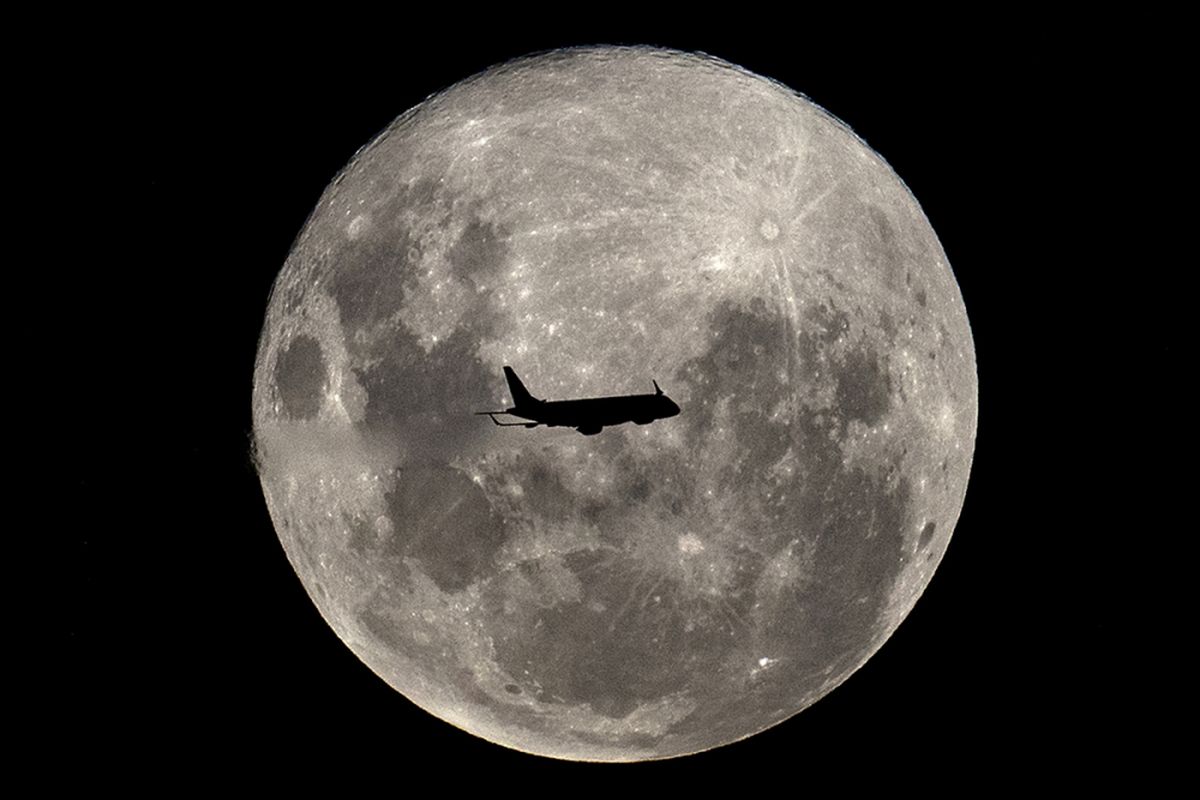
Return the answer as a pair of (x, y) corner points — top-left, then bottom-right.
(252, 46), (977, 761)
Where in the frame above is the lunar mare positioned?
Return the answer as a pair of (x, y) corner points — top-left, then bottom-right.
(253, 47), (976, 761)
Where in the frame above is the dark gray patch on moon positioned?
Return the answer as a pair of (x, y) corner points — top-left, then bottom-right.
(323, 180), (440, 339)
(835, 347), (892, 427)
(678, 300), (791, 430)
(354, 323), (497, 460)
(346, 514), (378, 557)
(336, 209), (513, 459)
(805, 468), (911, 653)
(273, 335), (326, 420)
(384, 464), (509, 593)
(447, 217), (512, 288)
(758, 406), (912, 670)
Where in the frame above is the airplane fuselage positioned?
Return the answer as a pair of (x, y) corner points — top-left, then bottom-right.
(479, 366), (681, 435)
(510, 392), (680, 430)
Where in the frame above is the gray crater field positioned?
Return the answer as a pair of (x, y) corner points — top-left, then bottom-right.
(252, 46), (977, 761)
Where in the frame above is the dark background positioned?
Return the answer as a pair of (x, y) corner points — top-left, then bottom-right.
(62, 23), (1165, 785)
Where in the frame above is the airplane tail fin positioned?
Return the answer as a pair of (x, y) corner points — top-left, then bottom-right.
(503, 366), (538, 409)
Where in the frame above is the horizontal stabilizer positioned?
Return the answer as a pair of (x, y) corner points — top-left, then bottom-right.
(475, 410), (542, 428)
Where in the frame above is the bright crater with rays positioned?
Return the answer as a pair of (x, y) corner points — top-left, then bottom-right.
(252, 46), (976, 761)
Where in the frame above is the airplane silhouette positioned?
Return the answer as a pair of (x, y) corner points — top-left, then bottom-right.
(476, 366), (681, 435)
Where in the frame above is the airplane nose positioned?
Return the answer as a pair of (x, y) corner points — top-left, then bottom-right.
(668, 399), (681, 416)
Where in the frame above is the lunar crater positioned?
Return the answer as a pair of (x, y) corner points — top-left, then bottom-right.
(757, 215), (781, 242)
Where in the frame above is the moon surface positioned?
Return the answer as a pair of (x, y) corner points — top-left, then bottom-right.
(252, 46), (976, 761)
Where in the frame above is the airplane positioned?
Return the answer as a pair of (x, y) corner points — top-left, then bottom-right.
(476, 366), (681, 435)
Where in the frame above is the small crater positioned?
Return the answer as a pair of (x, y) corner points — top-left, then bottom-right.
(919, 521), (937, 549)
(504, 683), (522, 695)
(346, 214), (369, 240)
(678, 532), (705, 555)
(915, 288), (927, 307)
(758, 216), (780, 241)
(274, 334), (327, 421)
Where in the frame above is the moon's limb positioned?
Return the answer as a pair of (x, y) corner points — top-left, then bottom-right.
(252, 46), (976, 761)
